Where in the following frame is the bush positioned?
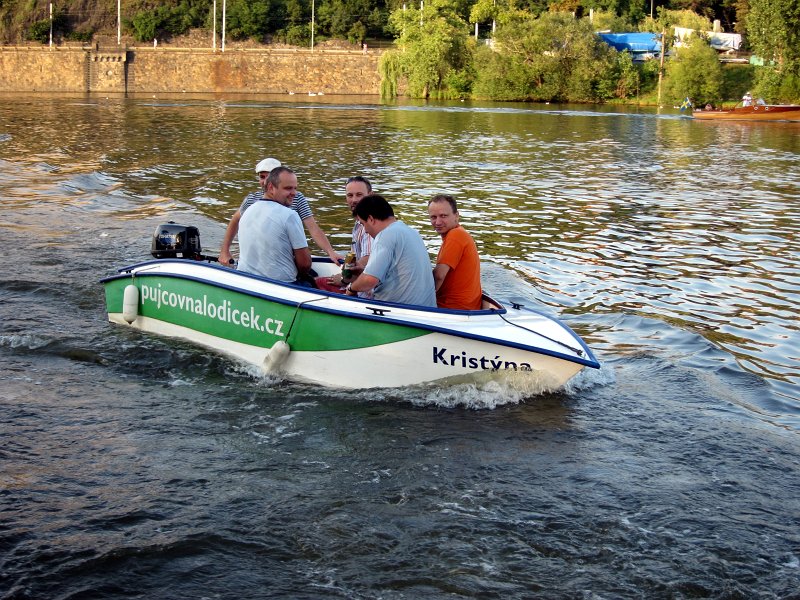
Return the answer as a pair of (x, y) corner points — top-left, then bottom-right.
(130, 11), (161, 42)
(279, 23), (311, 46)
(127, 0), (211, 42)
(751, 65), (800, 103)
(721, 63), (755, 101)
(444, 65), (475, 98)
(27, 19), (52, 43)
(27, 10), (67, 43)
(66, 29), (94, 42)
(662, 34), (722, 106)
(225, 0), (277, 41)
(347, 20), (366, 45)
(612, 51), (641, 99)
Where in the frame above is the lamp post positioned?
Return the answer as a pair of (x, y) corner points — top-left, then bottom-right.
(311, 0), (315, 51)
(117, 0), (121, 45)
(222, 0), (226, 52)
(212, 0), (217, 51)
(650, 0), (654, 19)
(49, 3), (53, 48)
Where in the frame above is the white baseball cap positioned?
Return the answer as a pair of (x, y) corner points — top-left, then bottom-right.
(254, 157), (281, 174)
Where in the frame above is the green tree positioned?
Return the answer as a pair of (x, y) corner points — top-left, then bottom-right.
(469, 0), (507, 29)
(128, 0), (210, 42)
(317, 0), (376, 39)
(473, 11), (619, 102)
(669, 0), (715, 19)
(639, 8), (712, 34)
(130, 10), (162, 41)
(285, 0), (307, 24)
(382, 0), (473, 98)
(662, 34), (722, 105)
(745, 0), (800, 101)
(613, 49), (641, 97)
(588, 8), (633, 32)
(225, 0), (280, 40)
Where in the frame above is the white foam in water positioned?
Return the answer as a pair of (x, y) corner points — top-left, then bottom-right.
(230, 361), (286, 386)
(230, 357), (613, 408)
(190, 195), (226, 206)
(408, 370), (582, 409)
(0, 334), (51, 350)
(562, 361), (616, 393)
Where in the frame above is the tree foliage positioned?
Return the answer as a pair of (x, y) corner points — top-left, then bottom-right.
(745, 0), (799, 69)
(384, 0), (473, 98)
(317, 0), (386, 41)
(473, 11), (620, 102)
(588, 9), (633, 32)
(27, 10), (67, 43)
(744, 0), (800, 101)
(224, 0), (280, 40)
(127, 0), (212, 42)
(663, 34), (723, 105)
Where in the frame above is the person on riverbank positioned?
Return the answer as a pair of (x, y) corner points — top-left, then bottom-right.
(316, 175), (374, 294)
(218, 157), (341, 267)
(237, 167), (312, 285)
(428, 194), (482, 310)
(344, 194), (436, 307)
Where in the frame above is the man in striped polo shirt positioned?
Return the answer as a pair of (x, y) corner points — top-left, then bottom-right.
(219, 157), (342, 267)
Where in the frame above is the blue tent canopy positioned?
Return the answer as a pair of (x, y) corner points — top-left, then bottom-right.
(598, 33), (661, 54)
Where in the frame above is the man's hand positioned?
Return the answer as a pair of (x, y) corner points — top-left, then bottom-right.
(218, 249), (235, 268)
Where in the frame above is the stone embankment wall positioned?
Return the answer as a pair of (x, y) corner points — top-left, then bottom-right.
(0, 46), (381, 95)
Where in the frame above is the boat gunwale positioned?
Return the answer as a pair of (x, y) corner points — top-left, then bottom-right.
(101, 260), (601, 369)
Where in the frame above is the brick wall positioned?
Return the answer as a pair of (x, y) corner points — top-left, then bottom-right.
(0, 47), (87, 92)
(0, 46), (381, 95)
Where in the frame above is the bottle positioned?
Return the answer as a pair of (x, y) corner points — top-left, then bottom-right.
(342, 252), (356, 281)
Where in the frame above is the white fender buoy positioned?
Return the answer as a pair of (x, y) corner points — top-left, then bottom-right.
(263, 340), (291, 372)
(122, 284), (139, 324)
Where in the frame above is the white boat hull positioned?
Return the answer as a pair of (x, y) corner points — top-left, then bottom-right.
(103, 259), (599, 390)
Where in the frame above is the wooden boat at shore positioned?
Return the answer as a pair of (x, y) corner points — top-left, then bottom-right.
(692, 104), (800, 122)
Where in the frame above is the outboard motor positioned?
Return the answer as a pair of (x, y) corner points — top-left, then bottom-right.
(151, 222), (203, 259)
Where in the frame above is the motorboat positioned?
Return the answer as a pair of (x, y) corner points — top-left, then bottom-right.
(692, 103), (800, 122)
(101, 223), (600, 390)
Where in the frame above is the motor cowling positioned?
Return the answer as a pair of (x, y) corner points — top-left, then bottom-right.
(151, 222), (202, 259)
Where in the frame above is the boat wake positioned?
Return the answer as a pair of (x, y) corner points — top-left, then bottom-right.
(378, 364), (613, 409)
(220, 351), (613, 410)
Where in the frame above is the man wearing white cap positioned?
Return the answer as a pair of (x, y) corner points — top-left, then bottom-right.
(219, 158), (342, 267)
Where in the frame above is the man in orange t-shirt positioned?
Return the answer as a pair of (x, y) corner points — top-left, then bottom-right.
(428, 194), (482, 310)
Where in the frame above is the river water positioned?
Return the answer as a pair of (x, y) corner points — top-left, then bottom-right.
(1, 94), (799, 598)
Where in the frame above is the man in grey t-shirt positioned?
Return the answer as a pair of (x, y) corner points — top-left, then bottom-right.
(219, 157), (341, 266)
(238, 167), (312, 285)
(344, 195), (436, 307)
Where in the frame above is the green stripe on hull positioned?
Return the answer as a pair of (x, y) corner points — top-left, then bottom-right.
(105, 276), (429, 352)
(287, 309), (428, 351)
